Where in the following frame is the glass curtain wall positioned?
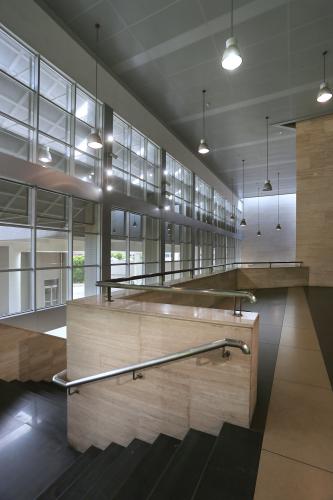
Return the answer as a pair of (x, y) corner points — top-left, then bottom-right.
(164, 223), (192, 282)
(110, 208), (160, 283)
(164, 154), (192, 217)
(0, 178), (100, 317)
(195, 176), (213, 224)
(0, 26), (103, 185)
(111, 114), (161, 204)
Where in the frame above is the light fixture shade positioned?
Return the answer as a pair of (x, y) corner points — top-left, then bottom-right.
(263, 179), (272, 191)
(240, 218), (247, 227)
(256, 230), (262, 237)
(230, 213), (235, 221)
(276, 223), (282, 231)
(39, 145), (52, 163)
(87, 128), (103, 149)
(317, 81), (333, 103)
(222, 37), (242, 70)
(198, 138), (210, 154)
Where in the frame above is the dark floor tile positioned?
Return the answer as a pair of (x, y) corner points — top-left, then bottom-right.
(305, 286), (333, 389)
(193, 423), (262, 500)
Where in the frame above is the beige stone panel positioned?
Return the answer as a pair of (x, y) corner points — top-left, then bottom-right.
(280, 325), (320, 350)
(67, 300), (258, 450)
(274, 345), (330, 389)
(255, 450), (333, 500)
(0, 323), (66, 382)
(263, 380), (333, 472)
(236, 267), (309, 289)
(296, 114), (333, 286)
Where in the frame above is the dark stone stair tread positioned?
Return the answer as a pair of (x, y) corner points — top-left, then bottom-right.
(193, 422), (263, 500)
(113, 434), (180, 500)
(58, 442), (124, 499)
(37, 446), (101, 499)
(147, 429), (216, 500)
(85, 439), (151, 500)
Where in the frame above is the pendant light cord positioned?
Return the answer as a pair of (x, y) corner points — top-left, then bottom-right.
(202, 89), (206, 139)
(277, 172), (280, 224)
(266, 116), (269, 180)
(95, 23), (100, 128)
(323, 50), (327, 81)
(257, 185), (260, 231)
(242, 159), (245, 216)
(231, 0), (234, 37)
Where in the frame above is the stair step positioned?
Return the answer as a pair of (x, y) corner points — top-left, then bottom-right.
(83, 439), (150, 500)
(37, 446), (101, 500)
(193, 422), (263, 500)
(58, 442), (124, 499)
(113, 434), (180, 500)
(147, 429), (216, 500)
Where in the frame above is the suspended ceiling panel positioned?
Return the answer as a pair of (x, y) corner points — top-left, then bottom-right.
(38, 0), (333, 196)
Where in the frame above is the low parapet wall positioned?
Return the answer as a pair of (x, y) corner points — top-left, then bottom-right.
(66, 296), (258, 451)
(0, 323), (66, 382)
(236, 266), (309, 289)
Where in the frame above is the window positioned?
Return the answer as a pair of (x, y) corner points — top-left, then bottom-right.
(0, 178), (100, 317)
(111, 114), (161, 204)
(165, 223), (192, 282)
(111, 209), (160, 283)
(0, 26), (103, 186)
(195, 177), (213, 224)
(164, 154), (192, 217)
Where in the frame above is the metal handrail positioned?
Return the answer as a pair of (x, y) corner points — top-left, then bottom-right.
(53, 338), (251, 392)
(96, 281), (256, 316)
(227, 261), (303, 268)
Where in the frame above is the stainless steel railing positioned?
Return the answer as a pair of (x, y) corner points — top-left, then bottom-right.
(53, 338), (250, 394)
(96, 281), (256, 316)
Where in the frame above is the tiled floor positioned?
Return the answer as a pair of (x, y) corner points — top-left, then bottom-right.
(254, 287), (333, 499)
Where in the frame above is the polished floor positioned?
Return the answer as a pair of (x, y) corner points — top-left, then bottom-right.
(0, 381), (78, 500)
(254, 287), (333, 500)
(0, 287), (332, 499)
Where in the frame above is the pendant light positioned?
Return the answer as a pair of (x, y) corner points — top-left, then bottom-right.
(198, 90), (210, 154)
(263, 116), (272, 191)
(317, 50), (332, 103)
(276, 172), (282, 230)
(256, 186), (262, 236)
(240, 159), (247, 227)
(230, 177), (235, 221)
(222, 0), (242, 71)
(38, 145), (52, 164)
(87, 23), (103, 150)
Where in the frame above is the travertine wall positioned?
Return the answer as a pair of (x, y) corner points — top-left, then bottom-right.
(296, 114), (333, 286)
(0, 323), (66, 381)
(67, 297), (258, 451)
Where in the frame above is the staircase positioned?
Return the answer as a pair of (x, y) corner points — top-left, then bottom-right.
(0, 380), (262, 500)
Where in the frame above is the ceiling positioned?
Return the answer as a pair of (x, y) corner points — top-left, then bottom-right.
(38, 0), (333, 197)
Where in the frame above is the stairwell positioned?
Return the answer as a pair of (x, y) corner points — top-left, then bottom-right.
(0, 379), (262, 500)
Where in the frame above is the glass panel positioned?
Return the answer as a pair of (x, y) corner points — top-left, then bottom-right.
(37, 134), (70, 173)
(36, 230), (68, 267)
(75, 119), (99, 156)
(73, 233), (98, 266)
(131, 129), (145, 156)
(39, 97), (71, 143)
(73, 198), (99, 233)
(0, 29), (35, 87)
(73, 266), (99, 299)
(75, 88), (96, 127)
(36, 268), (67, 308)
(0, 179), (30, 224)
(0, 270), (32, 316)
(113, 115), (130, 147)
(0, 226), (32, 269)
(111, 210), (126, 237)
(0, 116), (32, 160)
(129, 213), (142, 239)
(40, 61), (72, 111)
(37, 190), (68, 228)
(0, 71), (34, 125)
(74, 150), (99, 182)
